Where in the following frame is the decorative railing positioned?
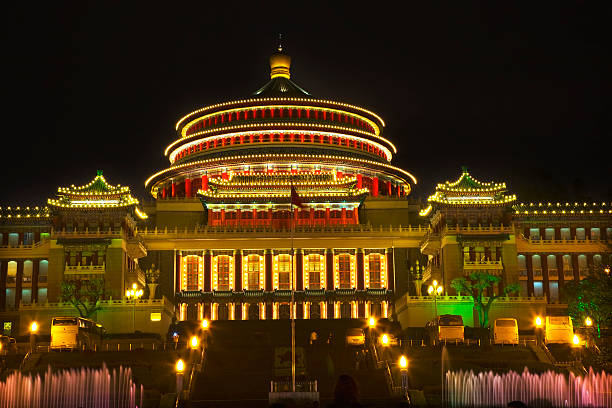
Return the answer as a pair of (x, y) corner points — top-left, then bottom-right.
(65, 263), (105, 274)
(463, 260), (503, 270)
(18, 296), (172, 309)
(523, 237), (608, 245)
(443, 224), (514, 234)
(0, 238), (50, 249)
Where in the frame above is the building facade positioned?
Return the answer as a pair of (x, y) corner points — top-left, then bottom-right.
(1, 49), (610, 335)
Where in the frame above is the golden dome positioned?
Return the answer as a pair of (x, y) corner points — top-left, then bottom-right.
(269, 51), (291, 79)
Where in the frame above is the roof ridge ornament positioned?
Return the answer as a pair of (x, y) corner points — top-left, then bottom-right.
(277, 33), (283, 52)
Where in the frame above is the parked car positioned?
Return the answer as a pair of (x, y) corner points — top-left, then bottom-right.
(345, 328), (365, 346)
(493, 318), (519, 345)
(426, 314), (464, 345)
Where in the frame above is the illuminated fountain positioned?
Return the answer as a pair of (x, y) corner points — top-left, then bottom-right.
(0, 364), (141, 408)
(446, 367), (611, 407)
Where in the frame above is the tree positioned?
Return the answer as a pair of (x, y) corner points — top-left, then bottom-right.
(562, 265), (612, 339)
(60, 278), (105, 318)
(451, 272), (521, 328)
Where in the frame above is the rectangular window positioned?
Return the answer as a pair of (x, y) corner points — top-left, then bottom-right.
(185, 256), (200, 291)
(369, 254), (382, 289)
(247, 255), (260, 290)
(338, 254), (351, 289)
(307, 254), (321, 290)
(218, 256), (230, 291)
(277, 255), (291, 290)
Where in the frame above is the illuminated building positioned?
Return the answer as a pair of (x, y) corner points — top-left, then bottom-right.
(0, 48), (610, 335)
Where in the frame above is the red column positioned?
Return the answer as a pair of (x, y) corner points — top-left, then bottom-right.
(171, 181), (176, 198)
(541, 254), (550, 300)
(296, 251), (303, 291)
(162, 185), (167, 198)
(387, 181), (392, 196)
(32, 260), (39, 303)
(356, 174), (362, 189)
(201, 175), (208, 191)
(220, 209), (225, 225)
(204, 251), (211, 292)
(372, 177), (379, 197)
(310, 208), (314, 225)
(357, 250), (364, 290)
(222, 171), (229, 180)
(234, 251), (242, 292)
(185, 178), (192, 198)
(325, 208), (330, 225)
(207, 209), (213, 225)
(526, 254), (534, 296)
(337, 170), (343, 179)
(387, 249), (395, 291)
(353, 208), (359, 224)
(341, 208), (347, 225)
(265, 251), (272, 291)
(0, 261), (7, 311)
(326, 250), (334, 289)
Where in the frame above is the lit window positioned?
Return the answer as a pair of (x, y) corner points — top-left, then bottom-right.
(247, 255), (260, 290)
(278, 255), (291, 290)
(185, 256), (199, 291)
(217, 256), (230, 291)
(369, 254), (381, 289)
(338, 254), (351, 289)
(307, 254), (321, 290)
(150, 313), (161, 322)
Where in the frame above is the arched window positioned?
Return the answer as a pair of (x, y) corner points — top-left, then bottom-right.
(39, 260), (48, 283)
(591, 228), (600, 240)
(562, 255), (573, 278)
(23, 260), (33, 283)
(576, 228), (586, 240)
(7, 261), (17, 283)
(578, 255), (588, 277)
(532, 255), (542, 277)
(547, 255), (557, 277)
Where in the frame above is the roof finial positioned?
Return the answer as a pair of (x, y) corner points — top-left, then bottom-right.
(277, 33), (283, 52)
(461, 165), (468, 173)
(97, 169), (103, 176)
(269, 35), (291, 79)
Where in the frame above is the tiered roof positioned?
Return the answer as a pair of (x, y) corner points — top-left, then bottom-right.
(199, 172), (368, 204)
(47, 170), (141, 211)
(427, 167), (516, 207)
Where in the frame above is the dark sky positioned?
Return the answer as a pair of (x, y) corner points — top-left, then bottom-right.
(2, 2), (610, 205)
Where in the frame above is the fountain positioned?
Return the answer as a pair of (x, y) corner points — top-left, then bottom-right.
(0, 364), (142, 408)
(446, 367), (611, 407)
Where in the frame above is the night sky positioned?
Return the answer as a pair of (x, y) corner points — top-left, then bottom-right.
(2, 3), (610, 206)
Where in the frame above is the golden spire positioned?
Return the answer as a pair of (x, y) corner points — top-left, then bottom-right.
(269, 34), (291, 79)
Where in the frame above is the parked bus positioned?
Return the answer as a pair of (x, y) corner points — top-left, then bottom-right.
(50, 317), (104, 350)
(545, 316), (574, 344)
(493, 318), (519, 345)
(427, 314), (464, 345)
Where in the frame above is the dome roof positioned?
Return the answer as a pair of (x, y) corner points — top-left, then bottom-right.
(252, 47), (310, 98)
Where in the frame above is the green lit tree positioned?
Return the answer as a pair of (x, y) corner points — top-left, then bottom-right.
(60, 278), (105, 318)
(562, 265), (612, 339)
(451, 272), (520, 328)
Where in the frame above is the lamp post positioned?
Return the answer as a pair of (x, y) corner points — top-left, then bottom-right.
(29, 321), (38, 353)
(176, 359), (185, 399)
(535, 316), (543, 346)
(126, 284), (144, 333)
(427, 280), (443, 320)
(399, 355), (409, 396)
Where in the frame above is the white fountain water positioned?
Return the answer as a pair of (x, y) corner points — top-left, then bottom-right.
(0, 363), (141, 408)
(446, 367), (612, 407)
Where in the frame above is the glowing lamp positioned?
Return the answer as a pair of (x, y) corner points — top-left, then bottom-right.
(368, 317), (376, 328)
(201, 319), (209, 330)
(437, 286), (443, 295)
(585, 317), (593, 327)
(535, 316), (543, 328)
(190, 336), (199, 349)
(399, 355), (408, 369)
(427, 286), (434, 295)
(381, 334), (389, 346)
(176, 359), (185, 373)
(30, 322), (38, 333)
(573, 334), (580, 346)
(132, 283), (138, 290)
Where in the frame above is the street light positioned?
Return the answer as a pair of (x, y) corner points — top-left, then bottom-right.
(399, 355), (409, 395)
(190, 336), (199, 350)
(535, 316), (543, 346)
(201, 319), (209, 330)
(381, 334), (389, 346)
(176, 358), (185, 396)
(29, 321), (38, 352)
(126, 285), (144, 332)
(585, 317), (593, 327)
(428, 280), (443, 320)
(572, 334), (581, 346)
(368, 317), (376, 328)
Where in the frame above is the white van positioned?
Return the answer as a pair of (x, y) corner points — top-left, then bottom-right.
(493, 318), (518, 345)
(545, 316), (574, 344)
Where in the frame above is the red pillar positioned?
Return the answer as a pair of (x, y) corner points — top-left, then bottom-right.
(387, 181), (392, 196)
(356, 174), (362, 189)
(185, 178), (192, 198)
(220, 209), (226, 225)
(296, 251), (303, 291)
(201, 175), (208, 191)
(326, 250), (334, 289)
(309, 208), (314, 225)
(162, 186), (167, 199)
(337, 170), (343, 179)
(204, 251), (211, 292)
(357, 250), (364, 290)
(325, 208), (330, 225)
(171, 181), (176, 198)
(372, 177), (379, 197)
(265, 251), (273, 291)
(234, 251), (242, 292)
(341, 208), (347, 225)
(353, 208), (359, 224)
